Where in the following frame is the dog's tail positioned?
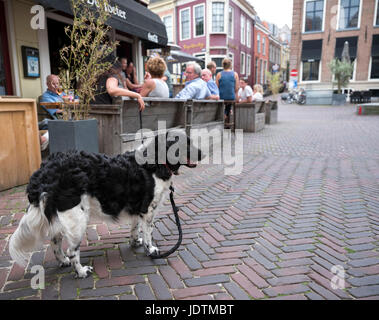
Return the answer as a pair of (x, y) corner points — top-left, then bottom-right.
(9, 193), (50, 267)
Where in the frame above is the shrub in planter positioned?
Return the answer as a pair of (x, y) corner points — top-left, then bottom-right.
(50, 0), (118, 154)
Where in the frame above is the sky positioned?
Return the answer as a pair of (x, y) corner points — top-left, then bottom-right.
(248, 0), (293, 28)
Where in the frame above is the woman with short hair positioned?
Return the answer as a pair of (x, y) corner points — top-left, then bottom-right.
(140, 57), (169, 98)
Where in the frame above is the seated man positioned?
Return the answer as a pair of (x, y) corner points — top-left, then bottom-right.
(175, 63), (211, 100)
(201, 69), (219, 100)
(40, 75), (65, 117)
(238, 78), (253, 103)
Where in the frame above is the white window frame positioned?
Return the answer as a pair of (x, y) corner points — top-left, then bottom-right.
(260, 59), (264, 84)
(162, 14), (174, 43)
(374, 0), (379, 26)
(179, 7), (191, 41)
(209, 55), (226, 74)
(240, 51), (246, 75)
(300, 60), (322, 83)
(193, 4), (205, 38)
(211, 1), (226, 34)
(337, 0), (362, 31)
(262, 37), (265, 56)
(241, 14), (246, 45)
(247, 20), (251, 48)
(257, 34), (261, 54)
(247, 54), (251, 76)
(228, 52), (234, 69)
(302, 0), (327, 33)
(228, 6), (234, 38)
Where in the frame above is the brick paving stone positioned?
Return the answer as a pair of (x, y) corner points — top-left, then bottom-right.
(306, 292), (325, 300)
(268, 294), (308, 300)
(96, 275), (145, 288)
(224, 282), (251, 300)
(148, 274), (173, 300)
(230, 273), (265, 299)
(60, 275), (78, 300)
(237, 265), (269, 288)
(80, 286), (132, 298)
(263, 284), (310, 298)
(178, 250), (202, 271)
(7, 263), (25, 281)
(168, 257), (193, 279)
(272, 266), (311, 277)
(267, 274), (310, 286)
(107, 249), (123, 270)
(194, 266), (235, 277)
(0, 287), (38, 300)
(159, 265), (184, 289)
(202, 259), (243, 268)
(349, 275), (379, 287)
(184, 274), (230, 287)
(134, 283), (156, 300)
(111, 266), (156, 277)
(93, 256), (109, 279)
(173, 285), (224, 300)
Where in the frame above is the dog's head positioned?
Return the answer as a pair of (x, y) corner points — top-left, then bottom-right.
(136, 130), (205, 177)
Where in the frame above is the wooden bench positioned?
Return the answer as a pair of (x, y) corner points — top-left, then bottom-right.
(234, 101), (266, 133)
(89, 98), (225, 155)
(265, 100), (278, 125)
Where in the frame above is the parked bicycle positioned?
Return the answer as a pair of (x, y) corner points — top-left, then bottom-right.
(281, 88), (306, 105)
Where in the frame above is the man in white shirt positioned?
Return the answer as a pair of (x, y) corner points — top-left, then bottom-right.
(237, 78), (253, 103)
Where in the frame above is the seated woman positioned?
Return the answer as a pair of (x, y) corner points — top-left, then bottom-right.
(124, 61), (142, 93)
(140, 57), (169, 98)
(93, 60), (145, 111)
(252, 84), (264, 102)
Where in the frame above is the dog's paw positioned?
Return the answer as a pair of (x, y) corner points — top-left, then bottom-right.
(130, 238), (143, 248)
(145, 245), (160, 258)
(75, 266), (93, 279)
(59, 257), (71, 268)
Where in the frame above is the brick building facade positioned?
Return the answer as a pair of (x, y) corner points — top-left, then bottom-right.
(290, 0), (379, 94)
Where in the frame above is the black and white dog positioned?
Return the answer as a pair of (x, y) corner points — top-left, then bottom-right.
(10, 130), (203, 278)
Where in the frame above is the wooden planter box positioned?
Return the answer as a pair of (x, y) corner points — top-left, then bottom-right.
(265, 100), (278, 125)
(0, 98), (41, 191)
(234, 102), (266, 133)
(89, 98), (225, 155)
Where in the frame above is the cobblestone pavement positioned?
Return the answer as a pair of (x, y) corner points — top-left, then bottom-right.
(1, 103), (379, 300)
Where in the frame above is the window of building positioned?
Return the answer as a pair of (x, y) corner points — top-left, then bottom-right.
(264, 61), (267, 83)
(212, 57), (224, 74)
(262, 37), (266, 56)
(247, 54), (251, 76)
(247, 20), (251, 48)
(163, 15), (173, 43)
(180, 8), (190, 40)
(301, 39), (322, 81)
(241, 52), (245, 74)
(228, 6), (234, 38)
(255, 57), (258, 83)
(194, 5), (205, 37)
(304, 0), (324, 32)
(302, 60), (320, 81)
(375, 0), (379, 26)
(339, 0), (360, 30)
(241, 15), (246, 45)
(212, 2), (225, 33)
(371, 35), (379, 79)
(257, 34), (261, 54)
(260, 59), (264, 84)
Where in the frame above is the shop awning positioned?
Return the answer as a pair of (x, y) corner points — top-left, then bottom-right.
(34, 0), (168, 48)
(169, 51), (205, 63)
(301, 39), (322, 61)
(372, 35), (379, 57)
(335, 37), (358, 59)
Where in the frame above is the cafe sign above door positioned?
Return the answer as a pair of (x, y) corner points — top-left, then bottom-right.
(87, 0), (126, 20)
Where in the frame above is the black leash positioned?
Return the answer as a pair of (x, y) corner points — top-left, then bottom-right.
(138, 108), (183, 259)
(151, 185), (183, 259)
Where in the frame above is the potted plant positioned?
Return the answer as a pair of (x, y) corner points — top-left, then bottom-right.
(48, 0), (118, 154)
(329, 41), (354, 106)
(265, 71), (281, 124)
